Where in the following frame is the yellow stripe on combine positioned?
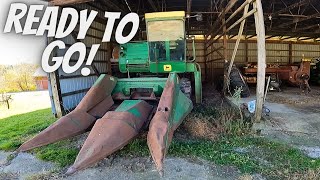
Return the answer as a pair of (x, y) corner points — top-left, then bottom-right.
(145, 11), (185, 19)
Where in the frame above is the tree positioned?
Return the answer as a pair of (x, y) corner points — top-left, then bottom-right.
(0, 63), (38, 92)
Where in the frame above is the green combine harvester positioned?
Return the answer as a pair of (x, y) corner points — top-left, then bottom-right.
(17, 11), (202, 176)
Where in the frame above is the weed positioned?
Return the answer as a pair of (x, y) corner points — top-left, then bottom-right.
(184, 92), (252, 139)
(118, 136), (320, 179)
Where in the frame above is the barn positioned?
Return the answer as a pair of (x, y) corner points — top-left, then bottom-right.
(8, 0), (319, 176)
(45, 0), (319, 121)
(33, 67), (49, 90)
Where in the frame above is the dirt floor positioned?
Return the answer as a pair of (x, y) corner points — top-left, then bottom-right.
(0, 150), (253, 180)
(248, 86), (320, 158)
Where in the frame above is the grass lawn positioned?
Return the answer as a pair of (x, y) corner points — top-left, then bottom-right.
(0, 108), (319, 179)
(0, 108), (78, 167)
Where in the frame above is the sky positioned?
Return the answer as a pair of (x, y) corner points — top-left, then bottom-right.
(0, 0), (47, 65)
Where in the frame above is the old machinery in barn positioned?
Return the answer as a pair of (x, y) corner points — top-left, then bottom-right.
(243, 58), (311, 92)
(17, 11), (202, 176)
(310, 57), (320, 85)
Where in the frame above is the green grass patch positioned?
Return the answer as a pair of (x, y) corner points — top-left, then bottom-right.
(0, 109), (79, 167)
(34, 141), (79, 167)
(118, 136), (320, 179)
(0, 109), (56, 150)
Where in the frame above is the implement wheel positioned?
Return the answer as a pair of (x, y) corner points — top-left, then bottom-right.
(229, 65), (250, 98)
(180, 78), (192, 99)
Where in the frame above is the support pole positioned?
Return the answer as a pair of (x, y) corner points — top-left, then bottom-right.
(47, 37), (63, 118)
(289, 42), (293, 64)
(222, 11), (228, 96)
(253, 0), (266, 122)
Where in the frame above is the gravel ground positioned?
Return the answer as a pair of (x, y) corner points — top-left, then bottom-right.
(0, 152), (56, 180)
(0, 151), (250, 180)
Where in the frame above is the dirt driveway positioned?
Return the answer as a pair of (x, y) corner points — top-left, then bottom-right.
(0, 91), (51, 119)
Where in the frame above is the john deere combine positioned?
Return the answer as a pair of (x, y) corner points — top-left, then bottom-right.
(18, 11), (202, 175)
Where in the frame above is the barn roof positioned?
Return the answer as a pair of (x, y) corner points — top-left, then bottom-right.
(46, 0), (320, 40)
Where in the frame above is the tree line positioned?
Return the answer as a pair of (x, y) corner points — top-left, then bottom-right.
(0, 64), (38, 93)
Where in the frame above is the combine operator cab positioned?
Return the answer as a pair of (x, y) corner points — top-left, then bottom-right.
(146, 11), (187, 72)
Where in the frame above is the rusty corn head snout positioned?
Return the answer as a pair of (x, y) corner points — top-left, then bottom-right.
(66, 100), (152, 174)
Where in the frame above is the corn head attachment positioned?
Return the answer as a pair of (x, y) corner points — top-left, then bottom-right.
(18, 75), (117, 152)
(18, 72), (193, 175)
(19, 11), (202, 176)
(66, 100), (152, 174)
(148, 73), (193, 175)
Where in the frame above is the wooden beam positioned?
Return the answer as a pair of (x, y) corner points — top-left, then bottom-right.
(281, 36), (294, 40)
(226, 8), (256, 32)
(265, 35), (278, 39)
(215, 38), (320, 45)
(205, 0), (238, 37)
(247, 34), (256, 39)
(269, 0), (314, 17)
(206, 6), (256, 49)
(278, 12), (320, 28)
(226, 3), (249, 92)
(147, 0), (158, 11)
(253, 0), (266, 122)
(298, 37), (314, 41)
(99, 0), (126, 12)
(49, 0), (93, 6)
(294, 24), (320, 32)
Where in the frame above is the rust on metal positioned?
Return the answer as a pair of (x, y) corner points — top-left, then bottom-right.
(18, 75), (117, 152)
(18, 110), (97, 152)
(66, 100), (152, 174)
(147, 74), (193, 176)
(112, 92), (158, 101)
(243, 60), (311, 91)
(147, 80), (174, 176)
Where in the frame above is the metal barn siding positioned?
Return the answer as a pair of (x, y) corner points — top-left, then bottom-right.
(187, 40), (206, 80)
(48, 2), (109, 116)
(292, 44), (320, 62)
(204, 40), (320, 82)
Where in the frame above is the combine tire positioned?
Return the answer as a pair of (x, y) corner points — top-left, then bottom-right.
(180, 78), (192, 99)
(229, 65), (250, 98)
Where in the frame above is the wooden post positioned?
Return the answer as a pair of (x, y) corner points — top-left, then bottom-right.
(107, 43), (112, 75)
(289, 42), (293, 64)
(253, 0), (267, 122)
(203, 40), (207, 81)
(49, 71), (63, 118)
(48, 37), (63, 118)
(245, 37), (249, 62)
(222, 10), (228, 95)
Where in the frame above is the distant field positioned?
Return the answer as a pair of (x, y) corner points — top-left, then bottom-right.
(0, 91), (51, 119)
